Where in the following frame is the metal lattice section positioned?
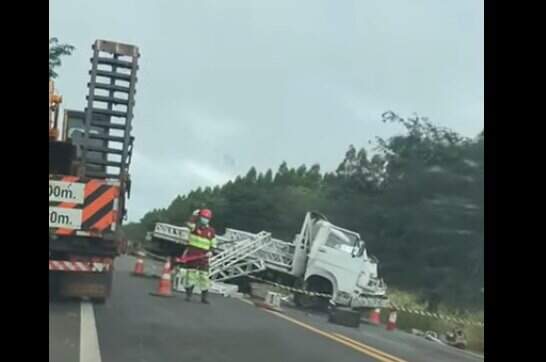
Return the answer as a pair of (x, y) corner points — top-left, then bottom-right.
(210, 258), (267, 282)
(255, 239), (294, 272)
(218, 229), (294, 273)
(209, 231), (273, 280)
(82, 40), (140, 181)
(152, 224), (296, 282)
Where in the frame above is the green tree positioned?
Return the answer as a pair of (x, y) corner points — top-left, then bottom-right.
(264, 169), (273, 184)
(274, 162), (290, 185)
(306, 164), (322, 189)
(125, 112), (484, 311)
(245, 167), (258, 183)
(49, 38), (75, 79)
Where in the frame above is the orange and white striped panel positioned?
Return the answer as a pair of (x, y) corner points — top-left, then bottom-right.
(48, 260), (112, 272)
(49, 176), (120, 236)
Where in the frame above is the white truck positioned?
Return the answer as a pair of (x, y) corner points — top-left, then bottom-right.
(149, 211), (389, 310)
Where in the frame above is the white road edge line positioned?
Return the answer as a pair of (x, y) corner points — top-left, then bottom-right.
(80, 302), (102, 362)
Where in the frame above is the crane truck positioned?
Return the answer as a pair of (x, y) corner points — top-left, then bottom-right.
(49, 40), (140, 302)
(148, 211), (389, 311)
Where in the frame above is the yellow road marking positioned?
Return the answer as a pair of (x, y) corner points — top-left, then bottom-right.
(261, 309), (403, 362)
(238, 298), (407, 362)
(333, 333), (407, 362)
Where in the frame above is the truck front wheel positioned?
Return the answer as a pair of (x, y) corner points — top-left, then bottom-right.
(293, 276), (332, 311)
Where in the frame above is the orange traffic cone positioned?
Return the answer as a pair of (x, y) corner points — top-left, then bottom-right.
(150, 260), (174, 298)
(369, 308), (381, 326)
(386, 309), (397, 331)
(132, 258), (145, 276)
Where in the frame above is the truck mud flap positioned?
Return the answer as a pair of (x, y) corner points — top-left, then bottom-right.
(328, 306), (361, 328)
(57, 270), (113, 301)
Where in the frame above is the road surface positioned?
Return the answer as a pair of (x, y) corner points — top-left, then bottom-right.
(49, 256), (485, 362)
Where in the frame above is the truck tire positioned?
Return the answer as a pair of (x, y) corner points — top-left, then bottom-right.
(293, 278), (330, 311)
(92, 297), (106, 305)
(328, 306), (361, 328)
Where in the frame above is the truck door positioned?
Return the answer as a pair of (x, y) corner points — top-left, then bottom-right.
(306, 227), (362, 289)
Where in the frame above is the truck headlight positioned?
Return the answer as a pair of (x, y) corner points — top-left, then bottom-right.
(357, 272), (368, 288)
(335, 291), (352, 304)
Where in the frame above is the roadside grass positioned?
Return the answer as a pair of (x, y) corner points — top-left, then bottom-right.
(249, 282), (485, 354)
(386, 288), (484, 353)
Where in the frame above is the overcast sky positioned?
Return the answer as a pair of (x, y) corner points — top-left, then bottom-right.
(50, 0), (484, 222)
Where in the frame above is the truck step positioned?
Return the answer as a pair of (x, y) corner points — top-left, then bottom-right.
(93, 70), (132, 82)
(92, 82), (131, 94)
(94, 39), (139, 57)
(96, 56), (135, 69)
(90, 108), (128, 118)
(85, 146), (129, 156)
(86, 158), (123, 168)
(89, 95), (130, 106)
(88, 121), (129, 131)
(89, 133), (130, 143)
(85, 170), (122, 179)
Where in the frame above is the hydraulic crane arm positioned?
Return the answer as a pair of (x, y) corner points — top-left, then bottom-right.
(49, 80), (62, 141)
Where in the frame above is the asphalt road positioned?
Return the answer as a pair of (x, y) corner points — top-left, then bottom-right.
(49, 256), (485, 362)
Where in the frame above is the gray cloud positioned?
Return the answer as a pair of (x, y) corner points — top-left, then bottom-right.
(50, 0), (483, 221)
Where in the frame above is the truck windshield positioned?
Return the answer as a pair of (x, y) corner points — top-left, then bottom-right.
(325, 228), (359, 254)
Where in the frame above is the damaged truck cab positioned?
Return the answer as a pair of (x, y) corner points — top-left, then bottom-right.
(291, 212), (389, 309)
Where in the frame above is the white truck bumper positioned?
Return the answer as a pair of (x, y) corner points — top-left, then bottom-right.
(350, 295), (390, 309)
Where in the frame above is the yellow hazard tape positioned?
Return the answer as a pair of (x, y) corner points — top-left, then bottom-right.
(387, 303), (484, 328)
(134, 251), (485, 329)
(248, 275), (333, 298)
(248, 275), (484, 328)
